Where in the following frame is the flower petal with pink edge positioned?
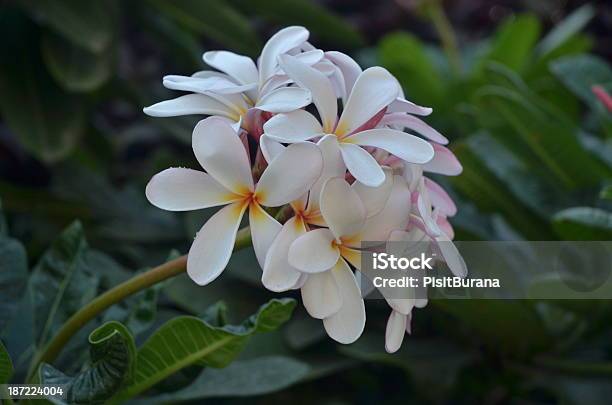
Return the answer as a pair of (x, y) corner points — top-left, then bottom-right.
(424, 177), (457, 216)
(289, 228), (339, 273)
(345, 129), (434, 165)
(339, 143), (385, 187)
(335, 67), (399, 137)
(262, 217), (307, 292)
(263, 109), (323, 143)
(385, 310), (407, 353)
(301, 270), (342, 319)
(436, 233), (467, 278)
(143, 94), (238, 120)
(320, 177), (366, 240)
(255, 87), (312, 113)
(146, 168), (241, 211)
(323, 259), (366, 344)
(278, 54), (337, 132)
(187, 202), (248, 285)
(249, 202), (282, 269)
(379, 112), (448, 144)
(423, 143), (463, 176)
(256, 142), (323, 207)
(192, 117), (254, 194)
(436, 214), (455, 239)
(388, 97), (432, 116)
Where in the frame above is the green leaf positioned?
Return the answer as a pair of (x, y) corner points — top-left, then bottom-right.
(0, 341), (13, 384)
(29, 221), (100, 348)
(42, 31), (114, 92)
(600, 186), (612, 201)
(535, 4), (595, 58)
(378, 32), (445, 106)
(553, 207), (612, 240)
(229, 0), (364, 49)
(112, 298), (296, 402)
(18, 0), (114, 53)
(479, 14), (541, 72)
(0, 11), (85, 163)
(147, 0), (260, 56)
(0, 235), (28, 333)
(135, 356), (309, 403)
(40, 321), (136, 404)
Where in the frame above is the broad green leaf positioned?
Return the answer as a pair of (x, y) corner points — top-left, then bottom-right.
(147, 0), (260, 56)
(0, 11), (85, 163)
(40, 321), (136, 404)
(18, 0), (114, 53)
(535, 4), (595, 58)
(478, 14), (541, 72)
(0, 235), (28, 333)
(42, 32), (114, 92)
(134, 356), (309, 403)
(553, 207), (612, 240)
(29, 221), (100, 348)
(229, 0), (364, 49)
(550, 54), (612, 111)
(0, 341), (13, 384)
(378, 32), (445, 107)
(112, 298), (296, 402)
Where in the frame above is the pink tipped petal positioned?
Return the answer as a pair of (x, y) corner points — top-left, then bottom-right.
(301, 270), (342, 319)
(278, 54), (337, 132)
(146, 168), (241, 211)
(320, 177), (367, 240)
(323, 259), (366, 344)
(255, 87), (312, 113)
(143, 94), (238, 120)
(436, 215), (455, 240)
(436, 234), (467, 278)
(256, 142), (323, 207)
(263, 110), (323, 143)
(346, 129), (434, 165)
(423, 144), (463, 176)
(187, 202), (248, 285)
(249, 203), (282, 269)
(259, 26), (309, 83)
(380, 112), (448, 144)
(262, 217), (306, 292)
(389, 97), (433, 116)
(385, 310), (407, 353)
(289, 228), (340, 273)
(335, 67), (399, 136)
(192, 117), (254, 193)
(424, 178), (457, 216)
(203, 51), (258, 85)
(339, 143), (385, 187)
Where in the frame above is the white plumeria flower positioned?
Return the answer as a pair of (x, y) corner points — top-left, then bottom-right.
(143, 26), (319, 129)
(263, 55), (435, 187)
(145, 117), (323, 285)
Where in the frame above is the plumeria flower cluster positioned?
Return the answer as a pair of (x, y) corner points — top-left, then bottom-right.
(145, 26), (466, 353)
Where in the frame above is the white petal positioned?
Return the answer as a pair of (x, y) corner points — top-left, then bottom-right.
(307, 135), (346, 213)
(259, 135), (286, 163)
(385, 310), (407, 353)
(320, 177), (366, 240)
(289, 228), (339, 273)
(339, 143), (385, 187)
(187, 202), (247, 285)
(262, 217), (306, 292)
(163, 75), (256, 95)
(143, 94), (238, 120)
(388, 97), (433, 116)
(192, 117), (254, 193)
(259, 26), (309, 83)
(424, 178), (457, 216)
(417, 191), (441, 237)
(346, 129), (434, 165)
(423, 143), (463, 176)
(323, 259), (366, 344)
(255, 86), (311, 113)
(379, 112), (448, 144)
(293, 49), (324, 65)
(278, 54), (337, 133)
(335, 67), (399, 136)
(436, 234), (467, 278)
(301, 270), (342, 319)
(146, 168), (240, 211)
(324, 51), (361, 100)
(203, 51), (258, 85)
(352, 167), (393, 218)
(249, 203), (282, 269)
(256, 142), (323, 207)
(262, 110), (322, 142)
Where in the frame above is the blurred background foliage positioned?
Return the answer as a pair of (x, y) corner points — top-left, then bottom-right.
(1, 0), (612, 403)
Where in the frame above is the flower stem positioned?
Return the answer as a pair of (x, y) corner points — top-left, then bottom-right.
(426, 0), (462, 74)
(27, 226), (252, 381)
